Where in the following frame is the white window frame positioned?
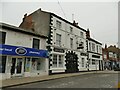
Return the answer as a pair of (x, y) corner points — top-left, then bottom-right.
(89, 42), (91, 51)
(96, 45), (99, 53)
(99, 46), (102, 54)
(92, 43), (95, 52)
(56, 20), (62, 29)
(80, 31), (84, 38)
(109, 52), (113, 58)
(70, 38), (73, 49)
(52, 54), (57, 67)
(81, 58), (84, 67)
(52, 54), (64, 68)
(92, 59), (96, 65)
(56, 33), (61, 46)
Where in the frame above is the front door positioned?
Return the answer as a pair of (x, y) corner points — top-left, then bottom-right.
(11, 58), (24, 76)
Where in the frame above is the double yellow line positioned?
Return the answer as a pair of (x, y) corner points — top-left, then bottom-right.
(116, 82), (120, 88)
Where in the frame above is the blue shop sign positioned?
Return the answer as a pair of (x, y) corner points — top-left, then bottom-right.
(0, 44), (48, 58)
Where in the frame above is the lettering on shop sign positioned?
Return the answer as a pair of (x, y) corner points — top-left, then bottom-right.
(0, 44), (48, 58)
(0, 48), (12, 51)
(29, 51), (40, 55)
(81, 53), (88, 56)
(92, 55), (100, 58)
(54, 48), (65, 53)
(15, 47), (27, 55)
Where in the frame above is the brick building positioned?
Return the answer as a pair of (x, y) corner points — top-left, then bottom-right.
(102, 44), (120, 70)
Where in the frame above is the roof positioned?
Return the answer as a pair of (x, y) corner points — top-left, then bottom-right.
(107, 45), (120, 53)
(87, 37), (102, 45)
(0, 23), (47, 38)
(24, 8), (87, 32)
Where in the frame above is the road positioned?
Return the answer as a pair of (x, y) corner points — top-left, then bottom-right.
(8, 73), (118, 88)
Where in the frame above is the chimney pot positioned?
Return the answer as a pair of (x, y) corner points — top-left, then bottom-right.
(23, 13), (27, 21)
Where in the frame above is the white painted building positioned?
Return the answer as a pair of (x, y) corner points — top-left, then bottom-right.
(19, 9), (88, 74)
(86, 29), (103, 71)
(49, 15), (88, 73)
(0, 23), (48, 80)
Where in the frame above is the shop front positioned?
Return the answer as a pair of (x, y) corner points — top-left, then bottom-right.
(11, 57), (24, 77)
(0, 44), (48, 80)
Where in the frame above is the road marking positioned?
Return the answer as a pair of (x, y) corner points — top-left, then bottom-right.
(116, 82), (120, 88)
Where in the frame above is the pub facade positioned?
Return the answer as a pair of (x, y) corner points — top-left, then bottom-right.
(19, 8), (88, 74)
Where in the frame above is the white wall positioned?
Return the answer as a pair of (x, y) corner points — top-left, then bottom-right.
(0, 28), (48, 80)
(51, 16), (87, 52)
(88, 40), (102, 54)
(50, 15), (88, 72)
(0, 28), (46, 50)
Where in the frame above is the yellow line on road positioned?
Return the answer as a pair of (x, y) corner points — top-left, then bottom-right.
(116, 82), (120, 88)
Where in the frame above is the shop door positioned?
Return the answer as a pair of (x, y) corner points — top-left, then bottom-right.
(11, 58), (23, 76)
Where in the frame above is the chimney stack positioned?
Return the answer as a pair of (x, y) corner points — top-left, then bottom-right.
(105, 44), (107, 49)
(114, 45), (116, 48)
(73, 20), (78, 26)
(86, 28), (90, 38)
(23, 13), (27, 21)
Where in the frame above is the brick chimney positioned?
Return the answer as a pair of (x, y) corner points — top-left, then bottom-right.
(114, 45), (116, 48)
(105, 44), (107, 49)
(86, 28), (90, 38)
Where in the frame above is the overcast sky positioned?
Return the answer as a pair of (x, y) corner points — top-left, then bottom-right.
(0, 0), (119, 47)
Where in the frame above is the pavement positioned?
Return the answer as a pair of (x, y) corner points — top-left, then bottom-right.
(0, 70), (119, 88)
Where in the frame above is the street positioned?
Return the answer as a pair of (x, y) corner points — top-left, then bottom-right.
(8, 73), (119, 88)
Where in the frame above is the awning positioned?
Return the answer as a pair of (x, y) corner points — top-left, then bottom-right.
(0, 44), (48, 58)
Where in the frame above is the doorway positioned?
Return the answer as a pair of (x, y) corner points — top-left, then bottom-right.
(11, 57), (24, 76)
(65, 51), (79, 73)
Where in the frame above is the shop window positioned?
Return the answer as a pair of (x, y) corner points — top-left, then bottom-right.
(52, 54), (63, 68)
(37, 61), (41, 70)
(31, 58), (37, 71)
(32, 38), (40, 49)
(0, 56), (6, 73)
(92, 59), (96, 65)
(24, 58), (31, 72)
(53, 55), (57, 67)
(81, 58), (84, 67)
(0, 31), (6, 44)
(59, 55), (63, 67)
